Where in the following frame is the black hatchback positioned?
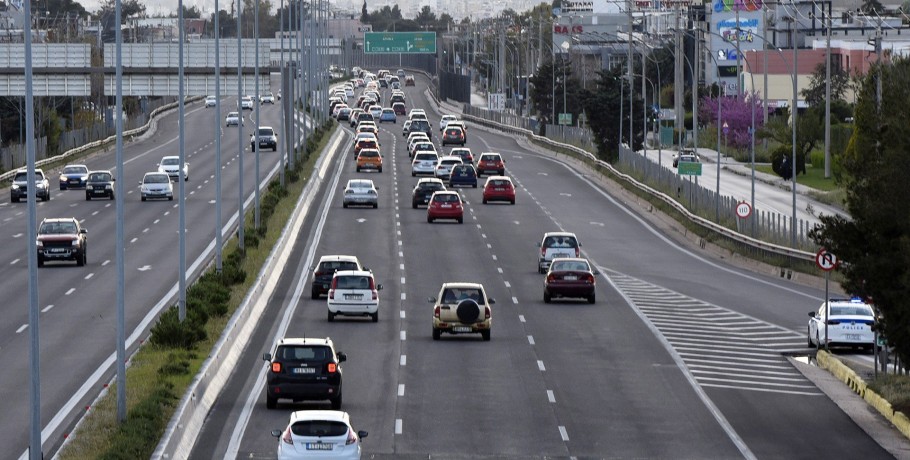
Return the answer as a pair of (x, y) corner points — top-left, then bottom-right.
(411, 178), (447, 208)
(263, 338), (346, 409)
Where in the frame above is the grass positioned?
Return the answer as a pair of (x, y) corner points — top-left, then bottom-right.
(869, 374), (910, 416)
(57, 123), (337, 459)
(754, 163), (840, 192)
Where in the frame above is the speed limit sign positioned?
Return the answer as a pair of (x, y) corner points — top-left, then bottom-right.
(735, 201), (752, 219)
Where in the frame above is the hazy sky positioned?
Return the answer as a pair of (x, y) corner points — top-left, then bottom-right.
(79, 0), (228, 16)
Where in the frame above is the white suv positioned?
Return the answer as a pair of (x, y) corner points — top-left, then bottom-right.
(537, 232), (581, 273)
(431, 282), (495, 341)
(327, 270), (383, 322)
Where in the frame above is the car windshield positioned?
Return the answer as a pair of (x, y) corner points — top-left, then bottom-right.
(228, 112), (238, 117)
(550, 260), (590, 272)
(258, 128), (273, 136)
(145, 174), (169, 184)
(161, 158), (179, 166)
(278, 345), (329, 362)
(40, 221), (77, 234)
(63, 166), (87, 174)
(89, 173), (111, 181)
(433, 193), (459, 203)
(543, 236), (578, 248)
(441, 287), (484, 304)
(15, 172), (44, 181)
(291, 420), (349, 437)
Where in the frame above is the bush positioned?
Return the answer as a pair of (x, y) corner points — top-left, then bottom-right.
(97, 383), (178, 460)
(149, 307), (207, 349)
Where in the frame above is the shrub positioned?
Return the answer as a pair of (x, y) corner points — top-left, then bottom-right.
(149, 307), (206, 349)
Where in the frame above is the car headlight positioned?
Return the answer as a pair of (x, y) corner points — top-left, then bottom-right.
(106, 184), (112, 190)
(36, 240), (43, 247)
(59, 175), (67, 181)
(71, 238), (80, 247)
(37, 182), (47, 189)
(11, 184), (20, 190)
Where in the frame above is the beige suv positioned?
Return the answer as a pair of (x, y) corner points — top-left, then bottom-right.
(430, 282), (495, 341)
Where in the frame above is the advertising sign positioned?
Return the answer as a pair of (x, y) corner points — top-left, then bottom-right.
(709, 9), (764, 91)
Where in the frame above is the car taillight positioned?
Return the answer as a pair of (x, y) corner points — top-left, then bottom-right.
(585, 274), (595, 284)
(574, 248), (580, 257)
(485, 306), (491, 319)
(328, 289), (335, 299)
(546, 274), (555, 283)
(282, 427), (294, 445)
(540, 247), (546, 257)
(434, 306), (440, 318)
(314, 271), (326, 278)
(372, 290), (378, 300)
(271, 362), (282, 373)
(327, 362), (337, 373)
(346, 429), (357, 445)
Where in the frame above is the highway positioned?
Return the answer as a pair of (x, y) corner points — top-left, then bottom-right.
(1, 76), (295, 458)
(187, 74), (895, 458)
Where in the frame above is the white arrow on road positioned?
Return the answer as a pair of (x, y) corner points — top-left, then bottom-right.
(590, 221), (605, 227)
(356, 218), (367, 223)
(138, 265), (152, 271)
(538, 172), (548, 176)
(560, 193), (572, 197)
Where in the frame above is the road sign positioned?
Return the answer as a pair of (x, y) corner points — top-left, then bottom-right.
(364, 32), (436, 54)
(358, 26), (372, 32)
(558, 112), (572, 125)
(488, 93), (506, 111)
(677, 161), (702, 176)
(815, 249), (838, 271)
(735, 201), (752, 219)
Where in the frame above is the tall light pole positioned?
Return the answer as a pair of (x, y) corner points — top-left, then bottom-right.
(236, 0), (244, 251)
(178, 0), (187, 322)
(790, 16), (798, 248)
(254, 0), (260, 229)
(214, 0), (223, 270)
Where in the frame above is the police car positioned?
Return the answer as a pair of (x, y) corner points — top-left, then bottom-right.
(807, 297), (875, 351)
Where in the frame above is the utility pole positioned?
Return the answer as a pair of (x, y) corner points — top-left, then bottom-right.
(790, 16), (798, 248)
(824, 12), (831, 178)
(674, 9), (684, 143)
(627, 0), (633, 146)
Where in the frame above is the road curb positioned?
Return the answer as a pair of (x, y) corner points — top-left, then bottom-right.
(817, 350), (910, 440)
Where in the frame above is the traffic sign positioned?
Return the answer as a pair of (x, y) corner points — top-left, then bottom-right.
(364, 32), (436, 54)
(558, 112), (572, 125)
(815, 249), (838, 271)
(735, 201), (752, 219)
(677, 161), (702, 176)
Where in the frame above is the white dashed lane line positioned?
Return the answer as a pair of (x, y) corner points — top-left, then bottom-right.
(84, 273), (94, 280)
(102, 260), (110, 266)
(400, 310), (406, 319)
(395, 419), (403, 435)
(398, 384), (405, 396)
(16, 324), (27, 333)
(558, 426), (569, 441)
(537, 360), (546, 371)
(519, 315), (526, 322)
(10, 258), (19, 265)
(547, 390), (556, 403)
(400, 355), (406, 366)
(400, 331), (406, 341)
(527, 335), (535, 345)
(65, 288), (75, 296)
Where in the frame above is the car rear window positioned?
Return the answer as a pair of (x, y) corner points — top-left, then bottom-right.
(360, 150), (379, 158)
(550, 260), (590, 272)
(543, 236), (578, 248)
(89, 173), (111, 181)
(290, 420), (349, 437)
(319, 261), (359, 272)
(488, 179), (511, 187)
(830, 305), (873, 316)
(415, 153), (437, 161)
(481, 155), (501, 162)
(433, 193), (460, 203)
(452, 166), (474, 176)
(441, 287), (484, 303)
(334, 275), (373, 289)
(277, 345), (329, 362)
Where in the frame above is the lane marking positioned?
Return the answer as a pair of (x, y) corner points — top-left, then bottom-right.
(400, 277), (406, 284)
(527, 335), (535, 345)
(399, 263), (404, 270)
(398, 384), (405, 397)
(130, 237), (138, 243)
(512, 296), (518, 304)
(519, 315), (526, 322)
(65, 288), (75, 296)
(395, 419), (402, 435)
(504, 281), (511, 288)
(10, 258), (19, 265)
(400, 310), (406, 319)
(400, 331), (406, 341)
(537, 360), (546, 371)
(102, 260), (110, 266)
(400, 293), (406, 300)
(16, 324), (27, 333)
(492, 255), (497, 261)
(497, 267), (503, 274)
(400, 355), (406, 366)
(84, 273), (94, 280)
(558, 426), (569, 441)
(547, 390), (556, 403)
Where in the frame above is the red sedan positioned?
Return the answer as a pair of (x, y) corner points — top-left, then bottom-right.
(482, 176), (516, 204)
(427, 191), (464, 223)
(544, 258), (597, 304)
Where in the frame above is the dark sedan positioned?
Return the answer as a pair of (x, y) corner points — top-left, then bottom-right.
(543, 258), (597, 304)
(85, 170), (115, 200)
(59, 164), (89, 190)
(411, 178), (446, 208)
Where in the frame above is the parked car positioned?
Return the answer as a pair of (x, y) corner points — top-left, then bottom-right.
(10, 168), (50, 202)
(85, 170), (115, 200)
(139, 172), (174, 201)
(544, 258), (598, 304)
(430, 282), (495, 341)
(36, 217), (87, 267)
(271, 410), (367, 459)
(262, 337), (346, 409)
(58, 164), (89, 190)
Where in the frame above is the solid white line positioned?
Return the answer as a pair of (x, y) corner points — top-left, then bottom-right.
(400, 355), (406, 366)
(42, 305), (54, 313)
(519, 315), (526, 322)
(558, 426), (569, 441)
(547, 390), (556, 403)
(65, 288), (75, 296)
(400, 331), (406, 341)
(395, 419), (403, 434)
(398, 384), (405, 397)
(16, 324), (27, 333)
(527, 335), (535, 345)
(537, 360), (546, 371)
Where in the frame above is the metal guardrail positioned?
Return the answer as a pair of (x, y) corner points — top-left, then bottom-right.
(0, 95), (204, 183)
(456, 110), (816, 264)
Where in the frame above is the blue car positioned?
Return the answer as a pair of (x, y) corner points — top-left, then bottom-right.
(379, 108), (397, 124)
(59, 164), (89, 190)
(448, 164), (478, 188)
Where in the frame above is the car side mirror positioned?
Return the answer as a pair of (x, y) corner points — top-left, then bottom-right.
(808, 312), (816, 318)
(336, 352), (347, 362)
(428, 297), (436, 303)
(358, 430), (368, 439)
(271, 429), (282, 438)
(488, 298), (496, 304)
(262, 353), (272, 361)
(80, 228), (88, 234)
(376, 284), (383, 291)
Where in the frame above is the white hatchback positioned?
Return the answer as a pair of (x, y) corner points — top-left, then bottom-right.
(272, 410), (367, 460)
(327, 270), (382, 322)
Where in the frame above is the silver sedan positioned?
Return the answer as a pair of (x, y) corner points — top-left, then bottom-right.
(342, 179), (379, 209)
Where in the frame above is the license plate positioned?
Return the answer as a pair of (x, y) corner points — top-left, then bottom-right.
(69, 180), (79, 184)
(49, 248), (65, 253)
(442, 204), (452, 208)
(293, 367), (316, 374)
(452, 326), (472, 333)
(495, 188), (505, 191)
(844, 334), (863, 341)
(553, 253), (571, 258)
(344, 294), (363, 300)
(306, 443), (334, 450)
(564, 275), (578, 280)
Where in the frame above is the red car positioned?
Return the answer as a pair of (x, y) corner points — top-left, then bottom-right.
(427, 191), (463, 223)
(544, 258), (597, 304)
(393, 102), (407, 116)
(476, 152), (505, 177)
(482, 176), (515, 204)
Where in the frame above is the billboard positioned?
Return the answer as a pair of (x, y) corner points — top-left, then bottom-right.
(709, 9), (765, 93)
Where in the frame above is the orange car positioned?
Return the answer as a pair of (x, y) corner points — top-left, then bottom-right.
(354, 138), (379, 158)
(356, 149), (383, 172)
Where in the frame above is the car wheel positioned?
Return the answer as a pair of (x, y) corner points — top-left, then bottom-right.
(141, 196), (147, 202)
(807, 329), (813, 347)
(272, 146), (277, 152)
(411, 172), (416, 177)
(510, 199), (515, 205)
(816, 333), (821, 349)
(311, 289), (320, 300)
(37, 256), (44, 267)
(432, 328), (440, 340)
(498, 170), (504, 175)
(412, 202), (418, 209)
(356, 166), (360, 172)
(588, 293), (596, 304)
(110, 193), (115, 200)
(378, 167), (382, 173)
(85, 194), (91, 201)
(77, 251), (85, 267)
(168, 196), (174, 201)
(457, 217), (463, 224)
(330, 393), (342, 410)
(266, 394), (277, 409)
(543, 290), (551, 303)
(427, 216), (433, 223)
(482, 198), (487, 204)
(373, 203), (378, 209)
(538, 266), (545, 274)
(481, 330), (491, 341)
(11, 196), (19, 203)
(371, 312), (378, 323)
(60, 185), (66, 191)
(343, 202), (348, 208)
(42, 193), (49, 201)
(473, 184), (477, 188)
(327, 310), (335, 322)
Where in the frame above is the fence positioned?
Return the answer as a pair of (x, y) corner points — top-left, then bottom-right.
(543, 123), (596, 151)
(0, 96), (176, 175)
(462, 104), (537, 132)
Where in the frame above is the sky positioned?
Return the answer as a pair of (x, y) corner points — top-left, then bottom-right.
(80, 0), (224, 16)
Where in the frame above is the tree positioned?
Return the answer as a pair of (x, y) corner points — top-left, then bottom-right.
(361, 1), (368, 22)
(96, 0), (146, 43)
(861, 0), (885, 14)
(699, 92), (770, 150)
(181, 5), (202, 19)
(756, 105), (822, 178)
(582, 68), (645, 161)
(810, 57), (910, 367)
(801, 62), (851, 107)
(414, 5), (436, 26)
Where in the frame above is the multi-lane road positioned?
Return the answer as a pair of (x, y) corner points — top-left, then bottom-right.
(2, 76), (296, 458)
(183, 74), (898, 458)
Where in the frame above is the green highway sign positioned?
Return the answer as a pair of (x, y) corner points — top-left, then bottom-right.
(558, 112), (572, 125)
(678, 161), (703, 176)
(364, 32), (437, 54)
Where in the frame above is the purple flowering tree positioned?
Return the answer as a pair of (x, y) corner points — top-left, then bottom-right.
(698, 92), (770, 150)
